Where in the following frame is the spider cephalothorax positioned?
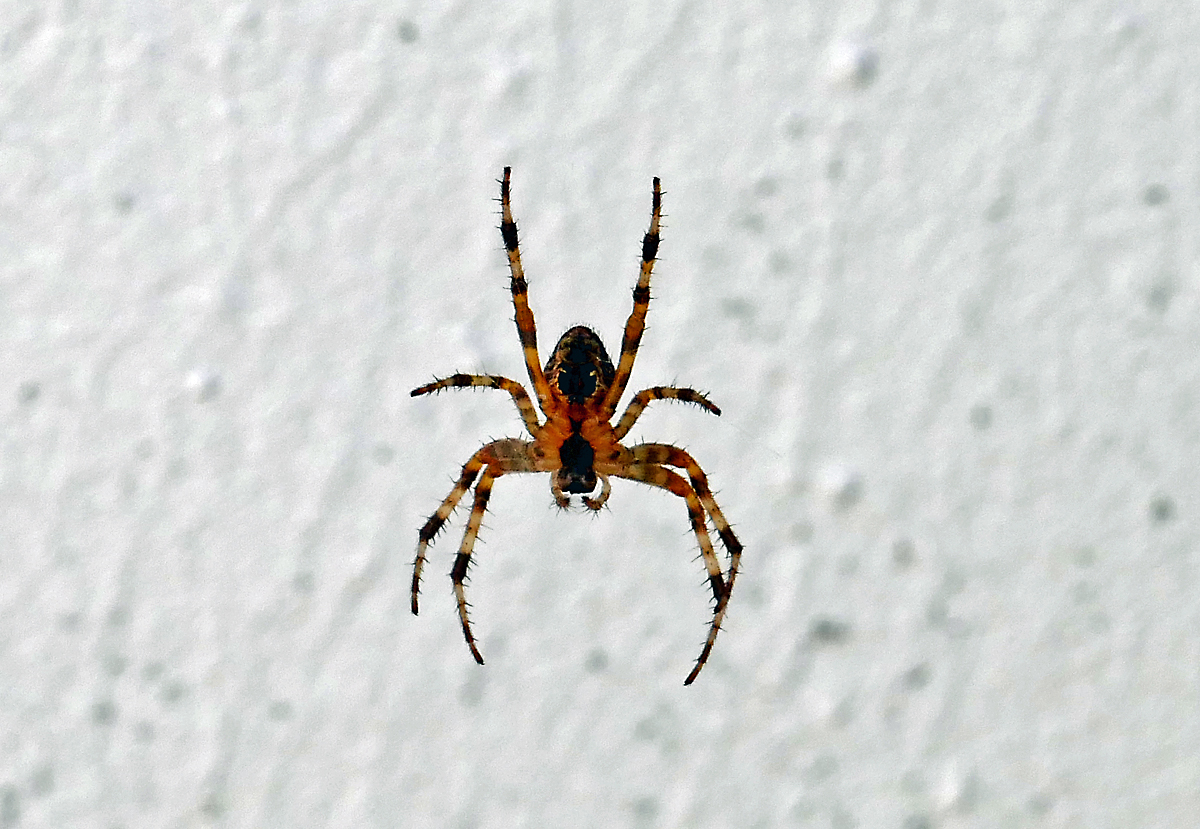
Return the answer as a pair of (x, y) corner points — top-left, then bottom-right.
(410, 168), (742, 684)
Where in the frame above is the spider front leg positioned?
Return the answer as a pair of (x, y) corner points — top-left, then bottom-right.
(411, 373), (541, 436)
(499, 167), (554, 413)
(601, 176), (662, 417)
(613, 386), (721, 440)
(609, 462), (728, 685)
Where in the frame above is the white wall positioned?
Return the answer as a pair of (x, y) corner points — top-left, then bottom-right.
(2, 1), (1197, 826)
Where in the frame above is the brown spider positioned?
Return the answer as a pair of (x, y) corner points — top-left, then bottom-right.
(411, 167), (742, 684)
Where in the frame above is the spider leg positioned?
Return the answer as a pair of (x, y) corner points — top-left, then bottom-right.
(601, 176), (662, 417)
(411, 373), (541, 436)
(582, 473), (612, 511)
(610, 463), (728, 685)
(613, 386), (721, 440)
(453, 466), (502, 664)
(627, 444), (743, 685)
(499, 167), (554, 413)
(412, 454), (483, 615)
(630, 444), (742, 575)
(411, 439), (536, 616)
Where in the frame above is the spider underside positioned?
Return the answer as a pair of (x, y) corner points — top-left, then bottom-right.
(411, 168), (743, 685)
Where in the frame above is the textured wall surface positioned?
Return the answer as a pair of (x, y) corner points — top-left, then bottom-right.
(2, 1), (1198, 827)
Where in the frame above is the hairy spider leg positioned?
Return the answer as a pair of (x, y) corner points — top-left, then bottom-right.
(601, 177), (662, 418)
(630, 443), (743, 684)
(500, 167), (553, 413)
(613, 386), (721, 440)
(629, 444), (742, 570)
(453, 466), (503, 664)
(411, 439), (536, 615)
(411, 373), (542, 436)
(610, 462), (728, 684)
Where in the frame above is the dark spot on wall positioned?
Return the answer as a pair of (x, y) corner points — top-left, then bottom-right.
(892, 538), (915, 567)
(30, 764), (54, 797)
(984, 194), (1011, 222)
(631, 797), (658, 820)
(903, 663), (932, 689)
(805, 754), (838, 781)
(738, 212), (765, 233)
(754, 177), (779, 198)
(584, 649), (609, 673)
(17, 380), (39, 404)
(1143, 183), (1169, 206)
(92, 699), (117, 725)
(809, 616), (851, 644)
(1149, 495), (1175, 523)
(781, 113), (805, 139)
(160, 679), (186, 705)
(969, 403), (992, 430)
(1146, 278), (1174, 313)
(396, 19), (419, 42)
(201, 792), (227, 819)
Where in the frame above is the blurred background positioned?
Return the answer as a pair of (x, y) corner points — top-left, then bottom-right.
(2, 1), (1197, 826)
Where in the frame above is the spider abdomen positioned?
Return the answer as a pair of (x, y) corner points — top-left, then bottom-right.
(545, 326), (615, 405)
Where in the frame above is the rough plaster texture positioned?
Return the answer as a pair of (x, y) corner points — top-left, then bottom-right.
(2, 1), (1198, 827)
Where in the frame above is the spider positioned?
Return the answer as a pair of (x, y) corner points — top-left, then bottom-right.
(410, 167), (742, 684)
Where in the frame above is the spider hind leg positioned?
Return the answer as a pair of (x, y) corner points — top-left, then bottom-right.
(628, 443), (743, 685)
(453, 468), (500, 664)
(411, 439), (536, 633)
(610, 462), (730, 684)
